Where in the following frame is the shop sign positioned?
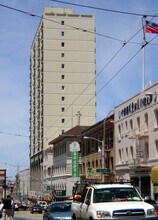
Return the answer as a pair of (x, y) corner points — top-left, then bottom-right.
(0, 169), (6, 185)
(86, 168), (101, 179)
(118, 93), (157, 120)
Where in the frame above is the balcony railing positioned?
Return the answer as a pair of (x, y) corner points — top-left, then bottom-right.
(129, 158), (149, 168)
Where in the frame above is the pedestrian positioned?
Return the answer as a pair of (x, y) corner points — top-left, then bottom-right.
(11, 198), (14, 220)
(2, 195), (12, 220)
(0, 200), (4, 220)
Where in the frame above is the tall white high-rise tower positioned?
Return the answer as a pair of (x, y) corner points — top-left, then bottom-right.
(29, 7), (96, 194)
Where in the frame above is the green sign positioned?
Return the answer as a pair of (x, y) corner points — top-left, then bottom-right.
(47, 186), (51, 190)
(72, 151), (78, 177)
(96, 168), (111, 173)
(56, 190), (66, 196)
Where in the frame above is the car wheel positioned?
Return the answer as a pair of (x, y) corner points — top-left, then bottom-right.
(72, 214), (76, 220)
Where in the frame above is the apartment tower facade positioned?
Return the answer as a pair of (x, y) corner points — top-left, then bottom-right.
(29, 7), (96, 195)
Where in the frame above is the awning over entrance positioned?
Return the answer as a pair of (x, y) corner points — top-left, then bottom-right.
(151, 166), (158, 184)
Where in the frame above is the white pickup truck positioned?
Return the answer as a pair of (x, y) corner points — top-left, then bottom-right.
(71, 183), (158, 220)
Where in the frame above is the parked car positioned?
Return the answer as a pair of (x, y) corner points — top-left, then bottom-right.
(43, 201), (72, 220)
(18, 203), (29, 211)
(30, 203), (43, 214)
(37, 201), (47, 210)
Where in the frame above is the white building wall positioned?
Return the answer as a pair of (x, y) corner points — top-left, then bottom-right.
(18, 169), (30, 201)
(115, 83), (158, 196)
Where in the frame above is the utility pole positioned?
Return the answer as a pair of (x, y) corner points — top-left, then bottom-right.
(101, 140), (105, 182)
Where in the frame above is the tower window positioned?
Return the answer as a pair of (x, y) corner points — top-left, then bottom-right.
(61, 64), (65, 68)
(61, 118), (65, 123)
(61, 31), (64, 36)
(61, 20), (64, 25)
(61, 42), (65, 47)
(61, 96), (65, 101)
(61, 107), (65, 112)
(61, 53), (65, 58)
(61, 75), (65, 79)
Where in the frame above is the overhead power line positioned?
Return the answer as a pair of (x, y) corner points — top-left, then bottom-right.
(1, 2), (158, 143)
(0, 3), (125, 43)
(1, 2), (158, 180)
(50, 0), (158, 18)
(0, 161), (28, 168)
(42, 9), (158, 139)
(0, 2), (147, 45)
(0, 2), (158, 46)
(0, 3), (36, 17)
(46, 32), (158, 141)
(43, 15), (157, 137)
(0, 131), (29, 137)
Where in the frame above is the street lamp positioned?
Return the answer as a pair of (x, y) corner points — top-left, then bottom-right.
(83, 136), (105, 182)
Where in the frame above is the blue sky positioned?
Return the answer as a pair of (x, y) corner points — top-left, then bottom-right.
(0, 0), (158, 179)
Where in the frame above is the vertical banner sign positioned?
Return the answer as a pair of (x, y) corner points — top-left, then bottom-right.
(70, 142), (80, 177)
(72, 151), (78, 177)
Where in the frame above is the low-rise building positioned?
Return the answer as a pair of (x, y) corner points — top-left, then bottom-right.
(48, 114), (115, 196)
(49, 125), (89, 197)
(80, 114), (114, 182)
(15, 169), (30, 203)
(114, 82), (158, 198)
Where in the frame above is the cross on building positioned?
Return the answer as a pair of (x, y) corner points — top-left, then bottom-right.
(76, 111), (82, 125)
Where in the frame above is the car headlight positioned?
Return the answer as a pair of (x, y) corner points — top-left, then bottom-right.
(96, 210), (111, 218)
(147, 208), (157, 216)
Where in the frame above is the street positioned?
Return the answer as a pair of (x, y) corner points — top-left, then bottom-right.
(13, 211), (43, 220)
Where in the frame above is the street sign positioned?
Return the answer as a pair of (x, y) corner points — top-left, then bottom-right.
(96, 168), (111, 173)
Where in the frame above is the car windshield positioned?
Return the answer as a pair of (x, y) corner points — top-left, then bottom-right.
(93, 187), (142, 203)
(50, 202), (71, 212)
